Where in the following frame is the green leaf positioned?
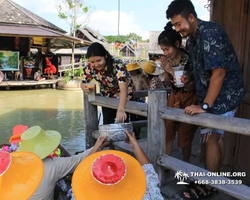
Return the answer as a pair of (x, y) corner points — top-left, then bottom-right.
(83, 6), (88, 13)
(58, 12), (68, 19)
(75, 24), (81, 29)
(67, 0), (74, 9)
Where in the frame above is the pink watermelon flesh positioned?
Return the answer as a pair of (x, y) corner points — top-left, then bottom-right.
(0, 152), (11, 176)
(92, 154), (126, 184)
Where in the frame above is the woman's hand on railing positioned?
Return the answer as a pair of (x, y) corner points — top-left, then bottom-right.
(81, 82), (90, 95)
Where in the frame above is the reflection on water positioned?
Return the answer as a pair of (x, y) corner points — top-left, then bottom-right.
(0, 89), (86, 154)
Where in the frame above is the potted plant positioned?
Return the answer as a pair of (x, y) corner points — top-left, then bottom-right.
(58, 67), (83, 90)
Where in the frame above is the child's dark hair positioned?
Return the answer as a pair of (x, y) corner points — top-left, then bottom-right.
(166, 0), (197, 20)
(86, 42), (113, 75)
(147, 74), (157, 81)
(158, 22), (182, 47)
(134, 69), (142, 74)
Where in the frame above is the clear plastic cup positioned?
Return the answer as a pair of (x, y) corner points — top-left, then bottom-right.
(85, 82), (96, 101)
(85, 82), (96, 93)
(85, 83), (96, 101)
(173, 66), (184, 88)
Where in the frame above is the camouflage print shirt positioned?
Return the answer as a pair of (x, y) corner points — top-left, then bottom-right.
(81, 58), (135, 100)
(186, 19), (245, 114)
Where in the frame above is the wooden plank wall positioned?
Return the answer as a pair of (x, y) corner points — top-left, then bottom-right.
(210, 0), (247, 166)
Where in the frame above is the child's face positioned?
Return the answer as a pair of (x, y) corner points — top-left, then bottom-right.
(129, 70), (137, 76)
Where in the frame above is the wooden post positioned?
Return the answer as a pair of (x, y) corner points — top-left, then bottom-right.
(83, 91), (98, 149)
(147, 90), (167, 186)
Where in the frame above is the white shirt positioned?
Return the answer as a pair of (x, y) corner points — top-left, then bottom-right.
(34, 72), (41, 80)
(142, 163), (164, 200)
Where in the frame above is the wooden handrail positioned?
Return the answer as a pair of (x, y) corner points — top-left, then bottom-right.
(58, 62), (83, 72)
(90, 95), (148, 117)
(59, 62), (82, 68)
(160, 107), (250, 136)
(90, 95), (250, 136)
(158, 154), (250, 200)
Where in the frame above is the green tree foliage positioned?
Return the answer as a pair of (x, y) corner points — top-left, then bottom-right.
(104, 33), (149, 44)
(104, 35), (130, 43)
(127, 33), (142, 42)
(57, 0), (91, 35)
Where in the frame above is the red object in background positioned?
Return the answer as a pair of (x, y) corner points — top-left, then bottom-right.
(44, 56), (57, 74)
(91, 154), (126, 185)
(25, 68), (32, 78)
(9, 125), (29, 144)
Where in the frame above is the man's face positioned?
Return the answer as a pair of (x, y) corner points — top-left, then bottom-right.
(170, 14), (194, 38)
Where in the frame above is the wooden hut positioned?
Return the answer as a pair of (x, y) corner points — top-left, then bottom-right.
(0, 0), (90, 80)
(119, 43), (136, 57)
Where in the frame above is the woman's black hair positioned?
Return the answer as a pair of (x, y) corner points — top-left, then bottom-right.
(86, 42), (114, 75)
(158, 22), (182, 48)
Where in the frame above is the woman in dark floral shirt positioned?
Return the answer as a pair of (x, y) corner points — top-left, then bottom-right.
(158, 22), (198, 163)
(81, 42), (135, 124)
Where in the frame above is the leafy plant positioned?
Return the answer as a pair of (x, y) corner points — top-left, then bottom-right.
(63, 67), (83, 83)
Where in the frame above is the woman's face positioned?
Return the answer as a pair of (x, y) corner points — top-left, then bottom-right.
(159, 44), (178, 60)
(88, 56), (106, 71)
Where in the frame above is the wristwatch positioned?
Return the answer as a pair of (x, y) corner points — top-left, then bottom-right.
(201, 103), (209, 111)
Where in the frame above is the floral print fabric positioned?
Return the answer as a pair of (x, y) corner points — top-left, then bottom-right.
(186, 19), (245, 114)
(81, 58), (135, 100)
(149, 77), (166, 90)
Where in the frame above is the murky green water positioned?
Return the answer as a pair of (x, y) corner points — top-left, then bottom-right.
(0, 89), (86, 154)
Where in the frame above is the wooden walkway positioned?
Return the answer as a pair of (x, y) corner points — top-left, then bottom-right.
(160, 132), (237, 200)
(0, 80), (58, 90)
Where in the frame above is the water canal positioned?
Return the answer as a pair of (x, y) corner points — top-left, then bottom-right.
(0, 88), (87, 154)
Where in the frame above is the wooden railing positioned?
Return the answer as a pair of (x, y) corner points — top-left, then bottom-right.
(58, 63), (83, 77)
(83, 89), (250, 200)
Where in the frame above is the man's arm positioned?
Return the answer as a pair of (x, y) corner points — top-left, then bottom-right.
(184, 68), (226, 115)
(203, 68), (226, 107)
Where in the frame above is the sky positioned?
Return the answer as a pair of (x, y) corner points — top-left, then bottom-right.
(12, 0), (210, 40)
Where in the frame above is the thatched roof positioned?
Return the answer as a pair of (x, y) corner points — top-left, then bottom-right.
(0, 0), (66, 33)
(75, 26), (108, 47)
(119, 43), (136, 54)
(0, 0), (91, 48)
